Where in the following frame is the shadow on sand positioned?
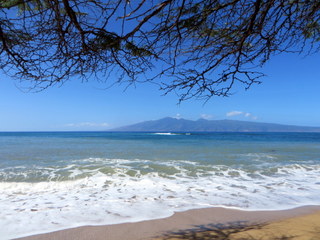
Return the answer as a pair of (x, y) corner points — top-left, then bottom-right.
(156, 221), (297, 240)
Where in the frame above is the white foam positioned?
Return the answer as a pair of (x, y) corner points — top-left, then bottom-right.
(0, 159), (320, 239)
(154, 133), (178, 135)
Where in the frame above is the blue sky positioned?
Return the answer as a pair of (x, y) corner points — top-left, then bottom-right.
(0, 51), (319, 131)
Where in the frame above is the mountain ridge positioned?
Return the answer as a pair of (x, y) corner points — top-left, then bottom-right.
(110, 117), (320, 132)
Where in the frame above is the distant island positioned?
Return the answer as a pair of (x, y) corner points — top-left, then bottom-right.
(110, 117), (320, 132)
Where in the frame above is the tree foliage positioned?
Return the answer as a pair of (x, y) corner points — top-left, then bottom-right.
(0, 0), (319, 101)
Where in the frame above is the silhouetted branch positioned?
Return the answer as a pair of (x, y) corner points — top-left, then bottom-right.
(0, 0), (319, 100)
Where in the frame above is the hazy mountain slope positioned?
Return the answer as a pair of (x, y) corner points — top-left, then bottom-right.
(110, 117), (320, 132)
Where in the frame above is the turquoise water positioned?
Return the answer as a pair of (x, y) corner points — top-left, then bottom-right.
(0, 132), (320, 238)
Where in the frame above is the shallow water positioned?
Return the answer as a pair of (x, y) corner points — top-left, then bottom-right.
(0, 132), (319, 239)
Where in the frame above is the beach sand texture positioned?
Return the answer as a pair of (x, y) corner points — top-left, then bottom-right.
(155, 209), (320, 240)
(230, 210), (320, 240)
(17, 206), (320, 240)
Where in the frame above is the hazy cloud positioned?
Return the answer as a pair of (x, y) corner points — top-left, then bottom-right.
(173, 113), (182, 119)
(200, 114), (213, 120)
(226, 111), (257, 120)
(226, 111), (243, 117)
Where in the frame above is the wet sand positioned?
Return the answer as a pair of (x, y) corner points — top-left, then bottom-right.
(16, 205), (320, 240)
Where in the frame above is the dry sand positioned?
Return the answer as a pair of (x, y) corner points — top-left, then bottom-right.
(17, 206), (320, 240)
(229, 209), (320, 240)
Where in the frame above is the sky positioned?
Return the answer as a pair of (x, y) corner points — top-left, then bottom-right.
(0, 51), (319, 131)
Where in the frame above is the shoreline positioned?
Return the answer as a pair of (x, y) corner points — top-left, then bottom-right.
(16, 205), (320, 240)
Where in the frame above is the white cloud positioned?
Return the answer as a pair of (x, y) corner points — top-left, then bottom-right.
(226, 111), (258, 120)
(65, 122), (109, 128)
(226, 111), (243, 117)
(173, 113), (182, 119)
(200, 114), (213, 120)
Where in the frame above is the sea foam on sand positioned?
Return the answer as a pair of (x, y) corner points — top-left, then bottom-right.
(1, 158), (320, 239)
(16, 206), (320, 240)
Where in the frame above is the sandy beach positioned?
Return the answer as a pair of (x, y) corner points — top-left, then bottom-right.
(16, 205), (320, 240)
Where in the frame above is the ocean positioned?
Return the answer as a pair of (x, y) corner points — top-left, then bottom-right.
(0, 132), (320, 239)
